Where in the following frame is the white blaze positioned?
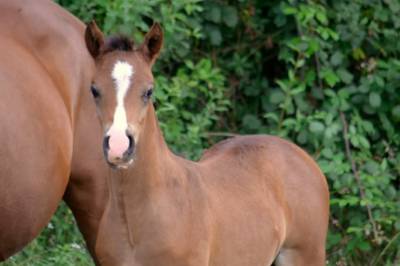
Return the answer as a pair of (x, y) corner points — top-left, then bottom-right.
(111, 61), (133, 130)
(106, 61), (134, 158)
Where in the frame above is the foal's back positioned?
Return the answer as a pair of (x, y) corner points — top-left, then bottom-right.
(197, 135), (329, 265)
(0, 0), (90, 259)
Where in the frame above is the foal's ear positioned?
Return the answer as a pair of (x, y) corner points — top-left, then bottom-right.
(85, 21), (105, 59)
(141, 22), (163, 64)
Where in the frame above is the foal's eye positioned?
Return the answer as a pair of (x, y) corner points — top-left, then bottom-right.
(143, 87), (153, 102)
(90, 85), (101, 99)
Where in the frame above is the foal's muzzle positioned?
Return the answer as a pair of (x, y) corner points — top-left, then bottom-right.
(103, 130), (135, 169)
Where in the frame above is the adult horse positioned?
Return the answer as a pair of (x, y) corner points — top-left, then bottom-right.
(0, 0), (107, 261)
(85, 21), (330, 266)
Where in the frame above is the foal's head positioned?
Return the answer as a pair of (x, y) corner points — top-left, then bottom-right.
(85, 21), (163, 169)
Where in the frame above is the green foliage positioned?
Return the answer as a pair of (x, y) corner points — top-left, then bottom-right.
(156, 59), (229, 159)
(7, 0), (399, 265)
(269, 1), (400, 264)
(57, 0), (204, 60)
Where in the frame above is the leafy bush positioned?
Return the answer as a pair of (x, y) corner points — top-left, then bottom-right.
(156, 58), (229, 158)
(7, 0), (399, 265)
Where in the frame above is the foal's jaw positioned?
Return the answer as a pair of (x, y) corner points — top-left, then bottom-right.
(107, 158), (134, 170)
(103, 145), (135, 169)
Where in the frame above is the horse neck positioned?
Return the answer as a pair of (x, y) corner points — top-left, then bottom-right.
(134, 103), (176, 180)
(106, 104), (185, 246)
(109, 103), (181, 204)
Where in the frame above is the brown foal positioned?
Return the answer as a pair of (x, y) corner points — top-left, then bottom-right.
(85, 22), (330, 266)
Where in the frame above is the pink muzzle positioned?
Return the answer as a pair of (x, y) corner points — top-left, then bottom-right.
(108, 133), (129, 159)
(104, 124), (134, 163)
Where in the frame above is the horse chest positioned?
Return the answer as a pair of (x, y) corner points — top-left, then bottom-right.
(129, 247), (209, 266)
(98, 191), (211, 266)
(112, 222), (210, 266)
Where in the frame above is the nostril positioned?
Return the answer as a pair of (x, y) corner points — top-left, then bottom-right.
(126, 134), (135, 156)
(127, 135), (133, 148)
(103, 135), (110, 151)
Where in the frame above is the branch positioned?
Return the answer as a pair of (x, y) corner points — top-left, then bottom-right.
(339, 111), (379, 241)
(314, 52), (324, 94)
(204, 132), (238, 137)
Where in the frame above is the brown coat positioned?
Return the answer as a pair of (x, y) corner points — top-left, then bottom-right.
(85, 20), (330, 266)
(0, 0), (106, 261)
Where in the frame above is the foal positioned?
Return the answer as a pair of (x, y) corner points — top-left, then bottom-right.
(85, 22), (329, 266)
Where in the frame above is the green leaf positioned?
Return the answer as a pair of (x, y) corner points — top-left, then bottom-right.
(276, 79), (290, 93)
(316, 11), (328, 25)
(264, 112), (279, 123)
(270, 90), (286, 104)
(309, 121), (325, 133)
(307, 38), (320, 55)
(206, 5), (221, 23)
(359, 136), (370, 149)
(304, 70), (316, 85)
(281, 4), (297, 15)
(374, 76), (385, 88)
(392, 105), (400, 119)
(208, 26), (222, 46)
(359, 241), (371, 251)
(296, 130), (308, 144)
(321, 148), (334, 159)
(322, 69), (339, 87)
(222, 6), (238, 28)
(350, 135), (360, 147)
(327, 233), (342, 247)
(337, 69), (353, 84)
(352, 48), (366, 60)
(242, 114), (262, 131)
(369, 92), (382, 108)
(331, 51), (344, 66)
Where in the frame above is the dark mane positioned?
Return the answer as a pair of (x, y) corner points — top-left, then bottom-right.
(102, 35), (134, 54)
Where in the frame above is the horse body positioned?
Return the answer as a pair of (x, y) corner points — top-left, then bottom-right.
(85, 22), (329, 266)
(0, 0), (104, 260)
(94, 106), (329, 266)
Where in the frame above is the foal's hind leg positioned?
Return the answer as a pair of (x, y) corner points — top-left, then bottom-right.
(274, 246), (326, 266)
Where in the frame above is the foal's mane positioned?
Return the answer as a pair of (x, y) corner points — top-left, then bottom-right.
(102, 35), (135, 54)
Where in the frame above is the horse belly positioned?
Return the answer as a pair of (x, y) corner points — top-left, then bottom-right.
(0, 53), (72, 259)
(207, 190), (285, 266)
